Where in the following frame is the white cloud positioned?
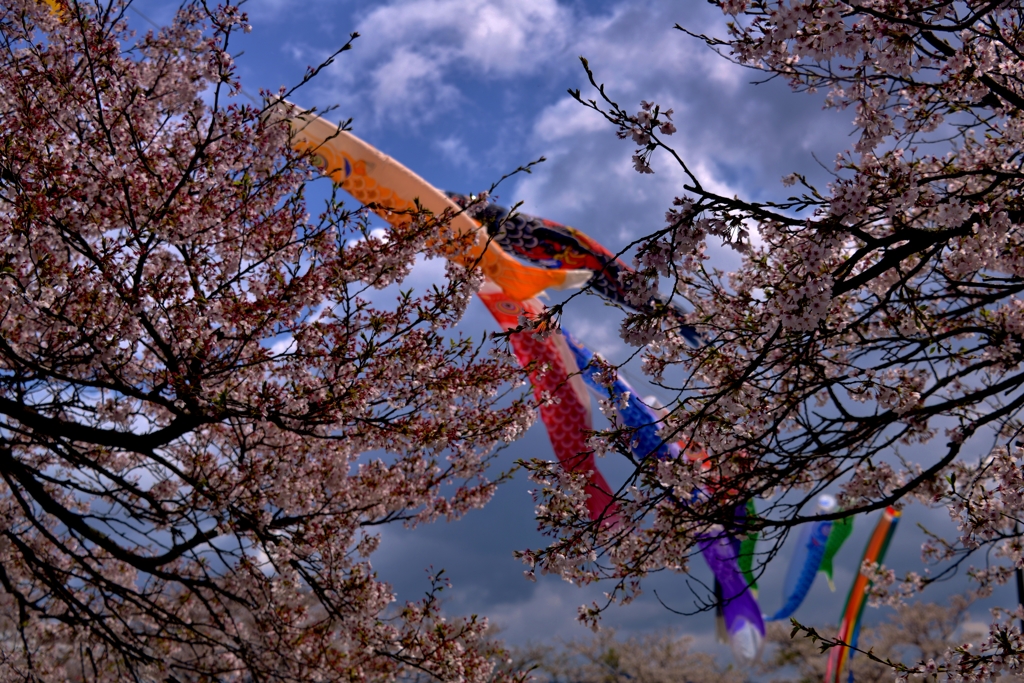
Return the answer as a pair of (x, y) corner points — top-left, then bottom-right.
(563, 313), (626, 360)
(480, 578), (729, 652)
(304, 0), (573, 124)
(533, 97), (610, 143)
(434, 135), (475, 168)
(366, 47), (462, 117)
(355, 0), (570, 75)
(501, 0), (850, 274)
(482, 580), (596, 644)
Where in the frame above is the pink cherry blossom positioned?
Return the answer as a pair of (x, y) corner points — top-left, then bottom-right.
(0, 2), (530, 681)
(547, 3), (1024, 678)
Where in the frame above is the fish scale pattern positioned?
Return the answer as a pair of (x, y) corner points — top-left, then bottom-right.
(451, 193), (702, 347)
(767, 520), (832, 621)
(281, 104), (593, 301)
(478, 289), (619, 524)
(563, 331), (676, 461)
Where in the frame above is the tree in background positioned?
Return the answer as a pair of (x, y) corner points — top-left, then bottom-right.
(503, 598), (972, 683)
(764, 597), (974, 683)
(0, 1), (531, 681)
(521, 2), (1024, 678)
(509, 628), (746, 683)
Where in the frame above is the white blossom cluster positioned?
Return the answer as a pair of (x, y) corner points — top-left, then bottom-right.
(528, 3), (1024, 678)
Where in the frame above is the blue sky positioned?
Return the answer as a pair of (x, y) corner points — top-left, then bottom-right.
(132, 0), (1015, 656)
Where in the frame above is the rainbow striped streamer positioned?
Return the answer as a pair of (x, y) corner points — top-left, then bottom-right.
(825, 506), (901, 683)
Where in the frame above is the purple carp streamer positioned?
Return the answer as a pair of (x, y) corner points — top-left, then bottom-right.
(700, 532), (766, 664)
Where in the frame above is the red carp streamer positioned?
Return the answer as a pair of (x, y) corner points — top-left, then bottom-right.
(477, 284), (619, 525)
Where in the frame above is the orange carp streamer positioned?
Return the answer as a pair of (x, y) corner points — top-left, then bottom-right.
(274, 101), (591, 301)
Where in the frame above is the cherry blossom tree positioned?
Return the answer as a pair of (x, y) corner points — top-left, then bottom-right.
(520, 2), (1024, 679)
(506, 628), (746, 683)
(765, 596), (975, 683)
(0, 1), (532, 681)
(501, 598), (972, 683)
(765, 593), (978, 679)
